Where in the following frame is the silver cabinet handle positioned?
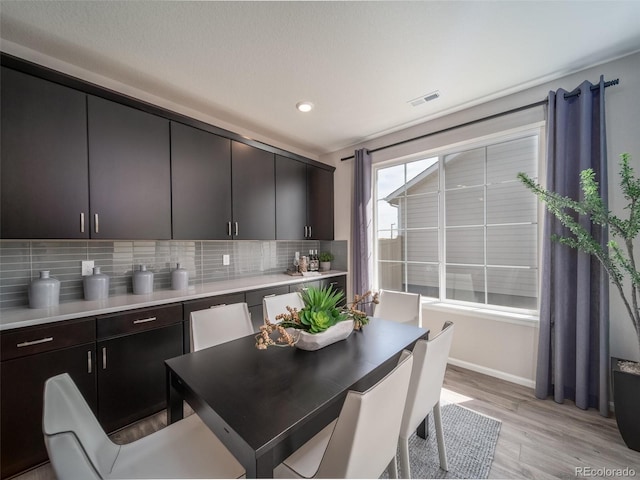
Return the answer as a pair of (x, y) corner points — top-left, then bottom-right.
(94, 213), (99, 234)
(209, 303), (227, 309)
(133, 316), (157, 324)
(227, 221), (232, 237)
(308, 225), (312, 238)
(80, 213), (85, 233)
(87, 351), (92, 374)
(17, 337), (53, 348)
(304, 226), (308, 237)
(330, 282), (338, 286)
(264, 294), (276, 299)
(102, 347), (107, 370)
(234, 222), (239, 236)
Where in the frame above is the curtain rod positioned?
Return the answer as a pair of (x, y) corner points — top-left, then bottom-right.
(341, 77), (619, 162)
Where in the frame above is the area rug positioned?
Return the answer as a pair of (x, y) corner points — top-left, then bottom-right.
(381, 403), (502, 479)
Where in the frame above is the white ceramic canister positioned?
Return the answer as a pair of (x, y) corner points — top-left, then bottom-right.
(28, 270), (60, 308)
(133, 265), (154, 294)
(83, 266), (110, 300)
(171, 263), (189, 290)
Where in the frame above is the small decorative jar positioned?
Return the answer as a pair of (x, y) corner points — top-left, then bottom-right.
(171, 263), (189, 290)
(28, 271), (60, 309)
(133, 265), (154, 295)
(299, 256), (308, 273)
(83, 266), (110, 300)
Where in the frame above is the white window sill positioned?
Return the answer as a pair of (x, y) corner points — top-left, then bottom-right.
(421, 299), (539, 327)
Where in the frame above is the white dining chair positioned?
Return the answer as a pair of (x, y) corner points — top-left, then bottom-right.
(393, 321), (454, 478)
(263, 291), (305, 324)
(373, 289), (422, 327)
(273, 350), (414, 479)
(43, 373), (245, 479)
(190, 302), (253, 351)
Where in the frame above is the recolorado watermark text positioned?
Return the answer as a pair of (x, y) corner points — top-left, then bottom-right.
(576, 466), (636, 477)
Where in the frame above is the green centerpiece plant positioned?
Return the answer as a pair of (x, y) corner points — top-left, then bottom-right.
(255, 285), (378, 349)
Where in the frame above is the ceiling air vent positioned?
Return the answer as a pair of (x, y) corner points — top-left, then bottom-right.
(408, 90), (440, 107)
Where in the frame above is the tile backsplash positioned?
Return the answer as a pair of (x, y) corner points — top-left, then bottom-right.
(0, 240), (347, 309)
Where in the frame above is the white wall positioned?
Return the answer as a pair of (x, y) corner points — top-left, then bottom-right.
(322, 51), (640, 384)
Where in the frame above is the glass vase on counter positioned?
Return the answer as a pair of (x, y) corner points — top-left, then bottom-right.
(28, 270), (60, 308)
(83, 266), (110, 300)
(133, 265), (154, 294)
(171, 263), (189, 290)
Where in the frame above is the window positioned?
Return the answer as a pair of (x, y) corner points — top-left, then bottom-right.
(374, 132), (539, 312)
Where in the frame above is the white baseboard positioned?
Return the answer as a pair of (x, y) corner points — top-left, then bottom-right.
(448, 357), (536, 389)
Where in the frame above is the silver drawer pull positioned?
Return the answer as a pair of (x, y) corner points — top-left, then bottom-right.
(102, 347), (107, 369)
(133, 316), (157, 324)
(87, 351), (92, 373)
(234, 222), (239, 236)
(80, 212), (85, 233)
(17, 337), (53, 348)
(264, 294), (276, 299)
(94, 213), (99, 233)
(209, 304), (227, 309)
(227, 221), (232, 237)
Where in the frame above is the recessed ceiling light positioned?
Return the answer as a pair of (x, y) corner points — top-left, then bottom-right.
(296, 101), (314, 113)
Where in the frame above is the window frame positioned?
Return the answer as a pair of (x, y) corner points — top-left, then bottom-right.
(372, 123), (545, 316)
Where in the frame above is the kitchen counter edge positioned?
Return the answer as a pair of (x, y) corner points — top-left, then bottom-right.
(0, 271), (348, 331)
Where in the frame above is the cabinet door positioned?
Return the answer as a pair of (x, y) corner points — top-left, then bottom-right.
(1, 67), (89, 239)
(171, 122), (232, 239)
(275, 155), (308, 240)
(231, 141), (276, 240)
(0, 344), (96, 479)
(88, 96), (171, 239)
(97, 324), (182, 433)
(321, 275), (347, 306)
(307, 166), (334, 240)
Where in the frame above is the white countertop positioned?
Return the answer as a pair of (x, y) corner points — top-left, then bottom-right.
(0, 270), (348, 331)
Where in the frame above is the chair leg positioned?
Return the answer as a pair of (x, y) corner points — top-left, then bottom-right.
(388, 456), (398, 479)
(399, 437), (411, 478)
(433, 401), (448, 471)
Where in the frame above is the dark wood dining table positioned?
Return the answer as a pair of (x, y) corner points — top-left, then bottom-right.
(165, 318), (429, 478)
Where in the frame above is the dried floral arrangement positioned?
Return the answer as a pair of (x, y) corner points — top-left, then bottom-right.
(255, 285), (379, 349)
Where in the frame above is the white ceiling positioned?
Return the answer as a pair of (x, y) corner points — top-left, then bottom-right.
(2, 1), (640, 159)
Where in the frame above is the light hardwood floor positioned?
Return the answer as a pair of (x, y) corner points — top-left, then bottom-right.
(13, 365), (640, 479)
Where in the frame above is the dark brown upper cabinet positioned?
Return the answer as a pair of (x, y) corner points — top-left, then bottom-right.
(275, 155), (308, 240)
(231, 141), (276, 240)
(87, 96), (171, 239)
(275, 156), (334, 240)
(1, 67), (90, 239)
(307, 165), (334, 240)
(171, 122), (232, 240)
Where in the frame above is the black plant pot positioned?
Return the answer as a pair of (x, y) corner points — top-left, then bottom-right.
(612, 357), (640, 452)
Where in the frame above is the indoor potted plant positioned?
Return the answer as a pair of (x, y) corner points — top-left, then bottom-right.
(256, 285), (377, 350)
(318, 251), (334, 271)
(518, 153), (640, 451)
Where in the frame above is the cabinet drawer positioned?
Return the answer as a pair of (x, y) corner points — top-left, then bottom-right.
(1, 318), (95, 362)
(183, 292), (245, 320)
(97, 304), (182, 340)
(246, 285), (290, 307)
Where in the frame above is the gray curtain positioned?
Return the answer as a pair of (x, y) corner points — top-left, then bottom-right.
(352, 148), (373, 312)
(536, 76), (610, 416)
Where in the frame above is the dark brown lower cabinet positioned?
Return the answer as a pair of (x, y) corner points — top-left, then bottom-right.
(97, 308), (183, 433)
(0, 343), (96, 479)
